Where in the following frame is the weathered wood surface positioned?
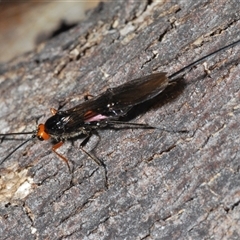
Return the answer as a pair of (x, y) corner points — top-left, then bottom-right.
(0, 0), (239, 239)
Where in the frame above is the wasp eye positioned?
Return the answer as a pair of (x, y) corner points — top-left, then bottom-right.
(37, 136), (44, 141)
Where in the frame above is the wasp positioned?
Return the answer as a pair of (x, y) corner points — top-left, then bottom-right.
(1, 39), (239, 180)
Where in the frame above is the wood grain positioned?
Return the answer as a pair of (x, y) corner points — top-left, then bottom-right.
(0, 0), (239, 239)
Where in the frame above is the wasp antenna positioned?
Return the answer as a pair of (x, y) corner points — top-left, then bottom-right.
(0, 131), (35, 137)
(0, 138), (33, 165)
(169, 39), (240, 81)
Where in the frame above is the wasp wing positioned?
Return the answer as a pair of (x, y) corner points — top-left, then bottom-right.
(102, 72), (168, 108)
(70, 72), (168, 119)
(46, 73), (169, 135)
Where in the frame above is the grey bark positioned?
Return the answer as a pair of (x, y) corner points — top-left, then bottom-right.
(0, 0), (240, 239)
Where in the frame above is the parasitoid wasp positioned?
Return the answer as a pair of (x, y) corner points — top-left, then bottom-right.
(0, 39), (239, 178)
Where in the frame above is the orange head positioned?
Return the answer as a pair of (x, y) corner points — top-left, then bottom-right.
(37, 124), (50, 141)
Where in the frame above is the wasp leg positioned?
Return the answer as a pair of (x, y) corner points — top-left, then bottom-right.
(52, 141), (71, 171)
(84, 94), (95, 101)
(80, 134), (108, 189)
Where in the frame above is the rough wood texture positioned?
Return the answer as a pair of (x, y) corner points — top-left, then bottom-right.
(0, 0), (239, 239)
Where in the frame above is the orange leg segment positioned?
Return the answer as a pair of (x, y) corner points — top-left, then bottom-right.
(52, 141), (70, 170)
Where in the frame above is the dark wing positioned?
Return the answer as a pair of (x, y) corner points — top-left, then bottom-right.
(70, 72), (168, 118)
(47, 73), (169, 134)
(103, 72), (169, 108)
